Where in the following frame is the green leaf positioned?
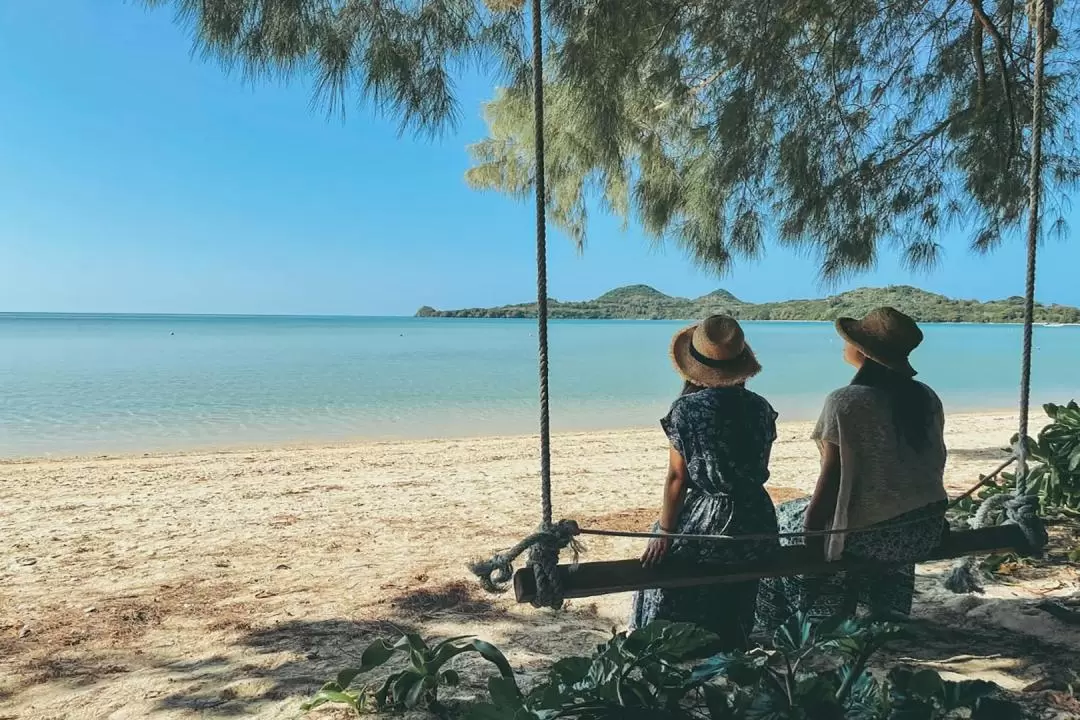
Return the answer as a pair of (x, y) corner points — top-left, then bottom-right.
(630, 620), (715, 657)
(692, 652), (766, 687)
(429, 643), (469, 670)
(550, 656), (591, 683)
(356, 638), (398, 674)
(335, 668), (364, 690)
(470, 638), (516, 677)
(905, 668), (946, 700)
(301, 688), (361, 711)
(391, 670), (426, 708)
(488, 676), (524, 709)
(772, 612), (814, 652)
(403, 633), (429, 653)
(441, 669), (461, 686)
(405, 673), (430, 708)
(432, 635), (476, 653)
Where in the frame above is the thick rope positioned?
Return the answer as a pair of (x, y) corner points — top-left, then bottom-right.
(1017, 0), (1048, 477)
(944, 0), (1051, 593)
(1004, 0), (1049, 554)
(528, 0), (560, 609)
(531, 0), (551, 530)
(468, 520), (581, 600)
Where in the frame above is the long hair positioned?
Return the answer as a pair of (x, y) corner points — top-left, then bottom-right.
(850, 359), (932, 450)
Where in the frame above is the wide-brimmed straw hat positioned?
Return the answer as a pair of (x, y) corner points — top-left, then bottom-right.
(670, 315), (761, 387)
(835, 306), (923, 377)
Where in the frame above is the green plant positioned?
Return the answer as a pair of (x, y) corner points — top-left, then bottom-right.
(303, 633), (513, 716)
(950, 400), (1080, 536)
(465, 620), (725, 720)
(465, 615), (1006, 719)
(1020, 402), (1080, 512)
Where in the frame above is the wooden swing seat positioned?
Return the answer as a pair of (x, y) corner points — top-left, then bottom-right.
(513, 523), (1030, 603)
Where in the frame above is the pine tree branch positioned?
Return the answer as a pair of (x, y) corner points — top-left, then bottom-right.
(968, 0), (1018, 165)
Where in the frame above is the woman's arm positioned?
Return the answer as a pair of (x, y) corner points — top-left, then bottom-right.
(641, 446), (688, 567)
(804, 441), (841, 555)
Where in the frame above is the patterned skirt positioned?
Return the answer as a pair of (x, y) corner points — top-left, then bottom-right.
(756, 497), (947, 632)
(629, 487), (778, 650)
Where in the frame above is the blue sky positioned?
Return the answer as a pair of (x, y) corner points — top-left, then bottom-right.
(0, 2), (1077, 316)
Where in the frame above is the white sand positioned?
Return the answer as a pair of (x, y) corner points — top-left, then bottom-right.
(2, 412), (1078, 719)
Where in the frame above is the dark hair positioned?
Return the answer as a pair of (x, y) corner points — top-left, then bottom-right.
(681, 380), (706, 396)
(680, 380), (744, 397)
(850, 359), (932, 450)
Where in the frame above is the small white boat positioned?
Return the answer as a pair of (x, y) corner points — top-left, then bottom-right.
(1043, 322), (1065, 328)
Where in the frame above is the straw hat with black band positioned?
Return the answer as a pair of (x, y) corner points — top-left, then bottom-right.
(835, 306), (923, 377)
(670, 315), (762, 388)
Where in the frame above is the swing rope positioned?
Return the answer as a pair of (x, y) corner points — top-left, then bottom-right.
(943, 0), (1052, 592)
(470, 0), (1052, 609)
(521, 0), (576, 610)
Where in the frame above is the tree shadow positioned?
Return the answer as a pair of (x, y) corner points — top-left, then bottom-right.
(879, 583), (1080, 701)
(152, 580), (511, 715)
(152, 620), (410, 715)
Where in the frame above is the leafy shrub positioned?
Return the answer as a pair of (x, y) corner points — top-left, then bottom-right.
(949, 400), (1080, 535)
(1020, 401), (1080, 512)
(302, 633), (513, 715)
(463, 615), (1006, 720)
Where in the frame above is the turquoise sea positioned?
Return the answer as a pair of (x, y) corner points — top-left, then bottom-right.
(1, 313), (1078, 458)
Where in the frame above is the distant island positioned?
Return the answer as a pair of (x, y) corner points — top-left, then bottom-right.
(416, 285), (1080, 324)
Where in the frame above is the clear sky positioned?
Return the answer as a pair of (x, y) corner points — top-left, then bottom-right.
(0, 2), (1077, 316)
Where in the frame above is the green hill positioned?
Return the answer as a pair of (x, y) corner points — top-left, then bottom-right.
(415, 285), (1080, 324)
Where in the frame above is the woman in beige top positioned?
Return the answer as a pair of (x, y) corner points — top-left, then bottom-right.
(757, 307), (948, 629)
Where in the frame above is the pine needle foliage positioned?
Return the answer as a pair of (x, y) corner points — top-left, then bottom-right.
(142, 0), (528, 135)
(146, 0), (1080, 278)
(468, 0), (1080, 279)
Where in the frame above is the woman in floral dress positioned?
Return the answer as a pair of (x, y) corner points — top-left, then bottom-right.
(629, 315), (779, 650)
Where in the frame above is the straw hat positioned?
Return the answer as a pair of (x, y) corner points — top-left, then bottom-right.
(835, 306), (923, 377)
(670, 315), (761, 387)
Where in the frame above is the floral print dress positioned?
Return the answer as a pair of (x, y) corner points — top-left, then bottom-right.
(629, 386), (779, 649)
(756, 499), (947, 630)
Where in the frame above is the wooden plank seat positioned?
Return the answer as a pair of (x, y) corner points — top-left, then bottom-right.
(513, 523), (1030, 604)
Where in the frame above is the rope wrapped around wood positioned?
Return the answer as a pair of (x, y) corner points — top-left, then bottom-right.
(468, 520), (582, 608)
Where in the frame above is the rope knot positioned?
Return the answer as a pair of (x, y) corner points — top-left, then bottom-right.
(1005, 492), (1049, 555)
(468, 519), (583, 608)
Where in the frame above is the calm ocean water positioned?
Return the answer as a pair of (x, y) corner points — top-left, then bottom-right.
(1, 313), (1078, 457)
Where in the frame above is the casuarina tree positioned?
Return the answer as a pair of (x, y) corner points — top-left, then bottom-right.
(146, 0), (1077, 278)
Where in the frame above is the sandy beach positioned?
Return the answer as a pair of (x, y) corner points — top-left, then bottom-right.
(3, 412), (1079, 719)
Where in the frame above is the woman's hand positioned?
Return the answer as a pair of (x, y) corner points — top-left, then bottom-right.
(643, 446), (686, 567)
(641, 535), (672, 567)
(804, 441), (841, 560)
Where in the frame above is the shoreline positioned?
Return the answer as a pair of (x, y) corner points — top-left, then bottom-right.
(0, 408), (1024, 464)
